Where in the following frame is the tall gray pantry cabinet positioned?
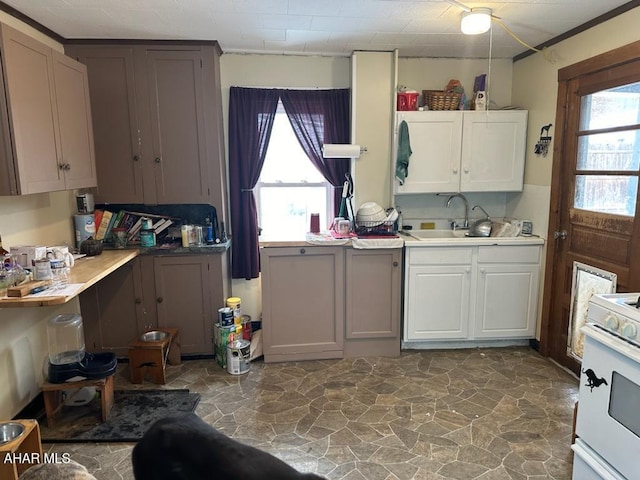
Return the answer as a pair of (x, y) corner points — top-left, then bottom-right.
(69, 41), (230, 356)
(65, 43), (227, 212)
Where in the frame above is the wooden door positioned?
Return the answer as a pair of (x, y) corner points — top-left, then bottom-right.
(460, 110), (527, 192)
(68, 46), (144, 203)
(51, 51), (97, 190)
(541, 44), (640, 373)
(153, 255), (213, 355)
(144, 49), (210, 204)
(0, 24), (63, 194)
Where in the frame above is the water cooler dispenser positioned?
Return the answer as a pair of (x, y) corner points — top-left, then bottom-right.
(46, 313), (117, 383)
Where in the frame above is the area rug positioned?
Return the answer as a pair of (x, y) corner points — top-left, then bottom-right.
(39, 389), (200, 443)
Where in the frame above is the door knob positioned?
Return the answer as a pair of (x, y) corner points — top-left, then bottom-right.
(554, 230), (568, 240)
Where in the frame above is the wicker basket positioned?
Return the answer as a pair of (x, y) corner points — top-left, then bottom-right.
(423, 90), (462, 111)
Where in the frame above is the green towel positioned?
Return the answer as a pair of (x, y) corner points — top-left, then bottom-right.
(395, 120), (412, 185)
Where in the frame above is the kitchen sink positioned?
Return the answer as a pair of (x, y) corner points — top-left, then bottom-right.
(406, 229), (468, 240)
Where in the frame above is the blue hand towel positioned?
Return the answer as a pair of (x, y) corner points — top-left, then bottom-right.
(395, 120), (412, 185)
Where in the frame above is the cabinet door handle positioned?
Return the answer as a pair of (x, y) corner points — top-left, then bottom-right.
(157, 297), (163, 303)
(300, 248), (306, 254)
(480, 268), (486, 274)
(65, 163), (71, 171)
(154, 157), (161, 164)
(453, 167), (458, 174)
(58, 163), (65, 171)
(135, 298), (142, 304)
(464, 167), (469, 174)
(393, 261), (399, 267)
(466, 267), (471, 273)
(133, 155), (140, 162)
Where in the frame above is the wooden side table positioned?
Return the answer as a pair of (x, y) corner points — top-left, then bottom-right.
(0, 419), (42, 480)
(40, 375), (114, 428)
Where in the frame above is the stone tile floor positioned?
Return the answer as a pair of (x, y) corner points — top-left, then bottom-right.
(43, 347), (579, 479)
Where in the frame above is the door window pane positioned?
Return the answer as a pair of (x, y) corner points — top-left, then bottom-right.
(580, 82), (640, 130)
(576, 81), (640, 216)
(577, 132), (640, 171)
(574, 175), (638, 216)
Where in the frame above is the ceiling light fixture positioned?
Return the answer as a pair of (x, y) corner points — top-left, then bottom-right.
(460, 7), (492, 35)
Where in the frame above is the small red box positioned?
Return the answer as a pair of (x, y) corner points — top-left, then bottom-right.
(397, 92), (418, 111)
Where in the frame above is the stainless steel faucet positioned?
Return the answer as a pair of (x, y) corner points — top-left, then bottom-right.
(472, 205), (491, 219)
(446, 193), (469, 229)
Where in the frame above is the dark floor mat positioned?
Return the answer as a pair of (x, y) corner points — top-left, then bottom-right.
(37, 389), (200, 443)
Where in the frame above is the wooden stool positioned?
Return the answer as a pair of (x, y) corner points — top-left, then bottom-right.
(0, 419), (43, 480)
(128, 328), (180, 385)
(41, 376), (115, 428)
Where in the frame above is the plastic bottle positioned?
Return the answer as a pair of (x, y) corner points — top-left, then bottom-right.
(181, 225), (190, 248)
(205, 217), (214, 244)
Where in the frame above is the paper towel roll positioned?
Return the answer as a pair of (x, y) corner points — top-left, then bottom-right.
(322, 144), (363, 158)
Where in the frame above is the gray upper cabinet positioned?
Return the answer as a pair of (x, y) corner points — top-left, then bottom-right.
(0, 24), (96, 195)
(67, 43), (227, 208)
(66, 46), (144, 203)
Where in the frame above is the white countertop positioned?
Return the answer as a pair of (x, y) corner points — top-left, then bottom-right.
(399, 231), (545, 247)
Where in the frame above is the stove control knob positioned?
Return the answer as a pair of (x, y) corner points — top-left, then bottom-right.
(604, 314), (620, 330)
(621, 322), (638, 340)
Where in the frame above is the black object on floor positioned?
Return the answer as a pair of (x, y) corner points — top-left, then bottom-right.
(39, 389), (200, 443)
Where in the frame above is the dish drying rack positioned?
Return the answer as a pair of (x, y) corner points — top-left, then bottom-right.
(355, 220), (398, 237)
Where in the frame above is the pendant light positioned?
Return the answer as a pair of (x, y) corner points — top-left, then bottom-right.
(460, 7), (492, 35)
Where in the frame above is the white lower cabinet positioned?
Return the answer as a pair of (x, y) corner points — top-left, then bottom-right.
(405, 248), (472, 340)
(404, 244), (541, 343)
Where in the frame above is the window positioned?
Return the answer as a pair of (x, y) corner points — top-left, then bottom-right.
(574, 82), (640, 216)
(255, 101), (331, 240)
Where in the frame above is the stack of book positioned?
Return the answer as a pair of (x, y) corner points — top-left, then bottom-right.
(93, 209), (175, 245)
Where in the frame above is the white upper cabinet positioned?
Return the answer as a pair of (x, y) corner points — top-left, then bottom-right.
(393, 110), (527, 194)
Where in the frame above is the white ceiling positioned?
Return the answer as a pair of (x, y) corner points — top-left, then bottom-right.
(2, 0), (635, 59)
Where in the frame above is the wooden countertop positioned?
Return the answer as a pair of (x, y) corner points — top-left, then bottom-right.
(0, 250), (139, 308)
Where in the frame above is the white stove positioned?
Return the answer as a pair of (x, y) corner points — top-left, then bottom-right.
(572, 293), (640, 480)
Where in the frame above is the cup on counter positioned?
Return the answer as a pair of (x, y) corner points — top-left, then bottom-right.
(336, 219), (351, 236)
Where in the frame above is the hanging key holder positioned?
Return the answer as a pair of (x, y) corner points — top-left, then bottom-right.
(534, 123), (553, 157)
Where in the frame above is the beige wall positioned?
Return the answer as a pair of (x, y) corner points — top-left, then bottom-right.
(352, 51), (395, 209)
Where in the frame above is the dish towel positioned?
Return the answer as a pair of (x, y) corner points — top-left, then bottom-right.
(395, 120), (412, 185)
